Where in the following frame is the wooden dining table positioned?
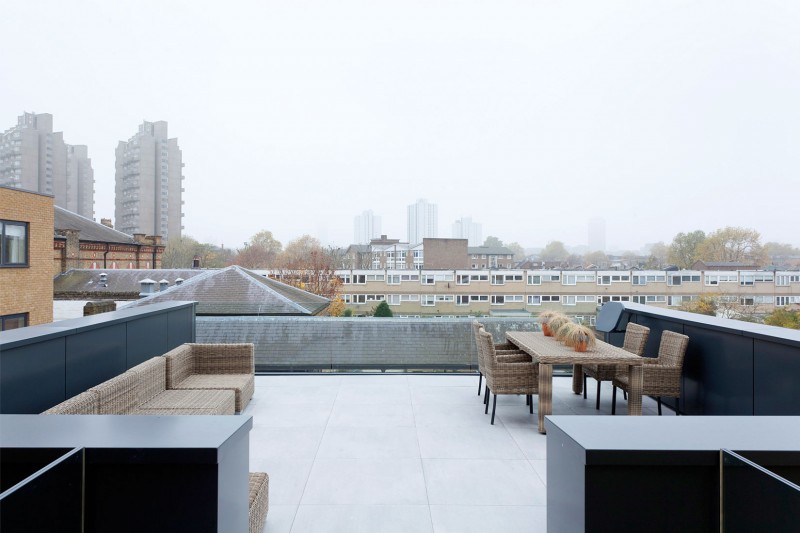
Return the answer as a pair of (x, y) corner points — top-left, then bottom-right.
(505, 331), (644, 434)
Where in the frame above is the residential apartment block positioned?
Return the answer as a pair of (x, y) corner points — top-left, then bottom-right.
(115, 121), (183, 242)
(335, 268), (800, 318)
(0, 112), (94, 219)
(0, 186), (54, 329)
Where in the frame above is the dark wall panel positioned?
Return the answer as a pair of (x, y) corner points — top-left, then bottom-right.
(126, 314), (169, 367)
(754, 340), (800, 415)
(167, 309), (195, 347)
(0, 338), (65, 414)
(65, 325), (127, 397)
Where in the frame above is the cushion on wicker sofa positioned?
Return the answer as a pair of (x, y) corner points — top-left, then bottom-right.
(164, 343), (255, 412)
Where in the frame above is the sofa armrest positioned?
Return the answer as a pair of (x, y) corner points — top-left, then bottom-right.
(191, 343), (255, 375)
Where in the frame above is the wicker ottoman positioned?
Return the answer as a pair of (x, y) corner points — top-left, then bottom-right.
(249, 472), (269, 533)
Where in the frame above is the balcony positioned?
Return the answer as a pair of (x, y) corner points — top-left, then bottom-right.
(2, 303), (798, 532)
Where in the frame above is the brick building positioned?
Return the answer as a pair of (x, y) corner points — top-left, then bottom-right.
(53, 206), (164, 275)
(0, 186), (54, 329)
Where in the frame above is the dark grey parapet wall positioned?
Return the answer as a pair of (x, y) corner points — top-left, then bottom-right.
(596, 302), (800, 416)
(196, 317), (540, 371)
(0, 301), (196, 414)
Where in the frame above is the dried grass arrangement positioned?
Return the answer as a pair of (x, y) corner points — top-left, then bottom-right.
(547, 314), (571, 340)
(537, 310), (559, 336)
(562, 324), (597, 352)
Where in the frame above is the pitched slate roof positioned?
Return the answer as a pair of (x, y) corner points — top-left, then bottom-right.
(122, 265), (330, 316)
(54, 269), (205, 299)
(54, 206), (137, 244)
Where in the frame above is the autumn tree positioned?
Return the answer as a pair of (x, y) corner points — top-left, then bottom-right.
(506, 242), (526, 261)
(540, 241), (569, 264)
(668, 230), (706, 269)
(233, 230), (282, 269)
(161, 236), (232, 269)
(680, 295), (718, 316)
(483, 236), (503, 248)
(583, 251), (608, 268)
(273, 235), (341, 298)
(697, 227), (767, 266)
(645, 242), (669, 269)
(763, 308), (800, 329)
(763, 242), (800, 263)
(326, 295), (346, 317)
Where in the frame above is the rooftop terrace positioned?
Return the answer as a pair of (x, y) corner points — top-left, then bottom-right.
(244, 373), (666, 533)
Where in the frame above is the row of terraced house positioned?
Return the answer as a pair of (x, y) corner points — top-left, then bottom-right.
(330, 268), (800, 319)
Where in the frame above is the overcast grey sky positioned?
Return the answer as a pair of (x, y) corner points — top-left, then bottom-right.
(2, 0), (798, 252)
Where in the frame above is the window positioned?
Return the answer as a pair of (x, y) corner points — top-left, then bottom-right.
(491, 274), (504, 285)
(470, 295), (489, 302)
(491, 295), (505, 305)
(776, 296), (800, 306)
(632, 295), (666, 304)
(1, 220), (28, 266)
(339, 273), (351, 284)
(776, 275), (800, 286)
(1, 312), (28, 330)
(422, 295), (436, 306)
(422, 274), (435, 285)
(456, 295), (470, 305)
(352, 274), (366, 284)
(562, 274), (595, 285)
(387, 294), (401, 305)
(669, 295), (696, 306)
(387, 274), (401, 285)
(528, 295), (560, 305)
(528, 275), (541, 285)
(740, 273), (773, 286)
(457, 274), (470, 285)
(705, 274), (738, 285)
(366, 274), (384, 282)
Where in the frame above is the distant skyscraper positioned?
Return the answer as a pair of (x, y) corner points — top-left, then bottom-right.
(407, 198), (438, 244)
(452, 216), (482, 246)
(115, 121), (183, 241)
(0, 112), (94, 218)
(588, 217), (606, 252)
(354, 210), (382, 244)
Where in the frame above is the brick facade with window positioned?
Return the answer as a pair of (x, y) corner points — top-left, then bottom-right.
(0, 186), (54, 327)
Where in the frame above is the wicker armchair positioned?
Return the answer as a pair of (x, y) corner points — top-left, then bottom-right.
(471, 321), (530, 398)
(582, 323), (650, 409)
(164, 343), (255, 412)
(611, 330), (689, 415)
(479, 328), (538, 425)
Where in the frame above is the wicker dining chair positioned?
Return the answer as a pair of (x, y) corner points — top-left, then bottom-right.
(471, 321), (530, 398)
(611, 330), (689, 415)
(582, 323), (650, 409)
(479, 328), (538, 424)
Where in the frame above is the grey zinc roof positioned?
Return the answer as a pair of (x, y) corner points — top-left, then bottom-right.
(54, 206), (138, 244)
(54, 269), (206, 298)
(123, 265), (330, 316)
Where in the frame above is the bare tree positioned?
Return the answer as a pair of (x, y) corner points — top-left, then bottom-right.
(698, 227), (767, 266)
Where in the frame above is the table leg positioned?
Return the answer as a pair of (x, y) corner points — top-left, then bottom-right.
(627, 365), (643, 416)
(572, 364), (583, 394)
(538, 363), (553, 434)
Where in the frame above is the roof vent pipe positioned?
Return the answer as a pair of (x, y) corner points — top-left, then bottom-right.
(139, 278), (156, 298)
(175, 277), (184, 286)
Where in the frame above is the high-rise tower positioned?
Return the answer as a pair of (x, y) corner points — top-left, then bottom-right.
(0, 112), (94, 218)
(354, 210), (382, 244)
(115, 121), (183, 241)
(407, 198), (438, 244)
(452, 216), (483, 246)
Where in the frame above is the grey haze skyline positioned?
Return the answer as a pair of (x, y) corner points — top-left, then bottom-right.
(2, 1), (798, 251)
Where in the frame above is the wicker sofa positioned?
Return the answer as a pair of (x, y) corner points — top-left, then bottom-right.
(164, 343), (255, 413)
(43, 356), (236, 415)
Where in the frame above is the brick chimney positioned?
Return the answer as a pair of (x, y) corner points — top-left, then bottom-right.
(100, 218), (113, 229)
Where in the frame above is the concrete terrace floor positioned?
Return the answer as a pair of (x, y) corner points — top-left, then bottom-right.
(243, 374), (669, 533)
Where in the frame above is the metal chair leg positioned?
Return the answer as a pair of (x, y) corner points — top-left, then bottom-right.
(611, 386), (617, 415)
(490, 394), (498, 425)
(595, 380), (601, 410)
(485, 388), (490, 413)
(657, 397), (662, 416)
(583, 374), (587, 399)
(478, 372), (483, 396)
(529, 395), (533, 414)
